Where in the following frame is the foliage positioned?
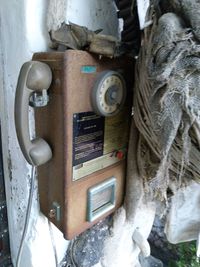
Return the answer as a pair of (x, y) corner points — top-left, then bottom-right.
(169, 241), (199, 267)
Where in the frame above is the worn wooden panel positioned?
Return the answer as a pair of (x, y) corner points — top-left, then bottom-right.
(33, 51), (133, 239)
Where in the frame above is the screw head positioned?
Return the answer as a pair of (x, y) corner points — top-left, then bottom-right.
(49, 209), (56, 218)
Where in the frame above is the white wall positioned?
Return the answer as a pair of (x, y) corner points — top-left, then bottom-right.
(0, 1), (69, 266)
(66, 0), (119, 37)
(0, 0), (119, 267)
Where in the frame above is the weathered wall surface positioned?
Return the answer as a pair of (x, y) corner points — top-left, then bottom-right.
(0, 125), (12, 267)
(0, 1), (69, 266)
(65, 0), (119, 36)
(0, 0), (118, 267)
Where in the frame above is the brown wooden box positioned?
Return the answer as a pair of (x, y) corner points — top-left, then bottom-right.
(33, 50), (133, 239)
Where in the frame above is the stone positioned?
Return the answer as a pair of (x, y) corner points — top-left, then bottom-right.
(139, 255), (163, 267)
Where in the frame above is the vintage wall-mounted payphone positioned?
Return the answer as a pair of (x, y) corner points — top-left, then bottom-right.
(15, 50), (133, 239)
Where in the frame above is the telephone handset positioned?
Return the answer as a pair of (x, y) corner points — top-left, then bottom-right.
(15, 61), (53, 166)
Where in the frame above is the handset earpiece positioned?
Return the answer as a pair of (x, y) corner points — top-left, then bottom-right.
(15, 61), (53, 166)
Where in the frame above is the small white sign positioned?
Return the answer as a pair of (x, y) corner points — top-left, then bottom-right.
(137, 0), (151, 29)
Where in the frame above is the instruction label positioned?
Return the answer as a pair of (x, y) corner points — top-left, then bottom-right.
(73, 112), (105, 166)
(72, 109), (130, 181)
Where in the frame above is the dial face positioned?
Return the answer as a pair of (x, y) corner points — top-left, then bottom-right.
(92, 71), (126, 117)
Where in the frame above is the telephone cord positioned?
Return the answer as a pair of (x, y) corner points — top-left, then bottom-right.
(16, 165), (59, 267)
(16, 165), (36, 267)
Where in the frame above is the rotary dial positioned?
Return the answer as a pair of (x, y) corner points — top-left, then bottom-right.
(91, 71), (126, 117)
